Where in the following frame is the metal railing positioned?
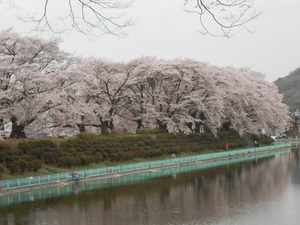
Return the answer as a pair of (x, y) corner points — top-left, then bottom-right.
(0, 143), (291, 190)
(0, 149), (291, 207)
(275, 138), (300, 143)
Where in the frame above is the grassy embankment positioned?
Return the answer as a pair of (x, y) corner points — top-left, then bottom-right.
(0, 130), (274, 180)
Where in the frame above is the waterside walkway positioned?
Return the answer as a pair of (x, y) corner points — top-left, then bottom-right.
(0, 143), (292, 195)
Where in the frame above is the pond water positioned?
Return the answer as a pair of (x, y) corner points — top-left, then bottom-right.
(1, 148), (300, 225)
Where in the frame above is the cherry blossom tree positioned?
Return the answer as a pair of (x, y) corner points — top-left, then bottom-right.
(144, 59), (194, 133)
(125, 58), (287, 136)
(212, 66), (249, 134)
(214, 67), (288, 135)
(37, 58), (133, 136)
(184, 63), (224, 134)
(124, 57), (163, 131)
(153, 59), (224, 134)
(37, 62), (96, 137)
(0, 29), (73, 138)
(126, 58), (222, 134)
(243, 70), (288, 134)
(76, 58), (132, 134)
(0, 29), (288, 137)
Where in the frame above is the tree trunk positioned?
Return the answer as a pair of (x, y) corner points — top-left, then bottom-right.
(101, 121), (110, 134)
(98, 116), (110, 135)
(0, 118), (3, 132)
(195, 122), (201, 133)
(108, 119), (114, 131)
(135, 119), (143, 129)
(10, 116), (26, 138)
(222, 121), (231, 131)
(186, 122), (193, 131)
(77, 124), (86, 133)
(77, 115), (86, 132)
(135, 119), (144, 133)
(157, 119), (168, 133)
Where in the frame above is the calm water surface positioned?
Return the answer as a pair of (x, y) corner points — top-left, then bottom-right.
(1, 148), (300, 225)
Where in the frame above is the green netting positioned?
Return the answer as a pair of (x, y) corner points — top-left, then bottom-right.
(275, 138), (300, 143)
(0, 149), (291, 207)
(0, 143), (291, 190)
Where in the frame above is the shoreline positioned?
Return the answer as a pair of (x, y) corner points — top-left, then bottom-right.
(0, 147), (291, 196)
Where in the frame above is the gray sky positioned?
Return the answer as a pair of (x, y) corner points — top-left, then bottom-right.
(1, 0), (300, 82)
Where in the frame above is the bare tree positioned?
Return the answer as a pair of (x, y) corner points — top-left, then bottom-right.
(184, 0), (261, 37)
(7, 0), (134, 37)
(3, 0), (260, 37)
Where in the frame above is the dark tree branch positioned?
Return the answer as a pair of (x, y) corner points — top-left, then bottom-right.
(184, 0), (261, 37)
(15, 0), (134, 37)
(4, 0), (259, 38)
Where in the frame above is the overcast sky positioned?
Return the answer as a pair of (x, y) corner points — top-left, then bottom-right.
(1, 0), (300, 82)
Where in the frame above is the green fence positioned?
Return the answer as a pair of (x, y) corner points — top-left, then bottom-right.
(275, 138), (300, 143)
(0, 149), (291, 207)
(0, 143), (291, 190)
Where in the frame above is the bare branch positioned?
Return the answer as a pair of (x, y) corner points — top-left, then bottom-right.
(184, 0), (261, 37)
(15, 0), (134, 38)
(3, 0), (259, 38)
